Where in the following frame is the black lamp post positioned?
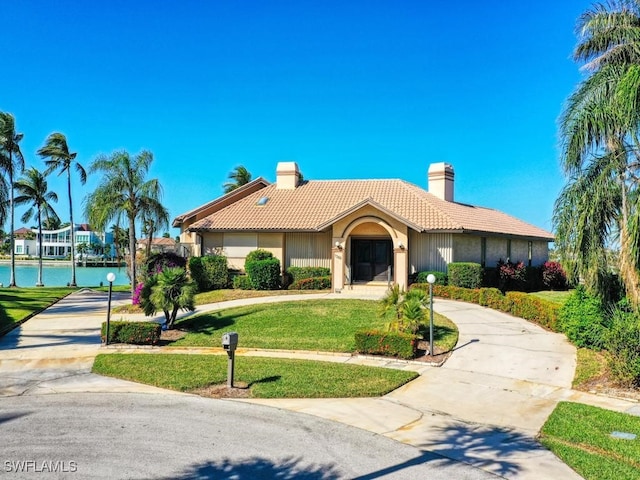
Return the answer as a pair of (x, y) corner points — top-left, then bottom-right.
(105, 272), (116, 345)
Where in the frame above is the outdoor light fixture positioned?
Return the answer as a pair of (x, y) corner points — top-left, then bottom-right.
(335, 241), (343, 250)
(426, 274), (436, 356)
(105, 272), (116, 346)
(398, 242), (405, 249)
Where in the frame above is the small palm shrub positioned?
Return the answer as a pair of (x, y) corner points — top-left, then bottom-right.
(139, 267), (196, 329)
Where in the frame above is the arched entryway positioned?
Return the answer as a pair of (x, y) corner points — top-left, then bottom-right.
(350, 238), (393, 282)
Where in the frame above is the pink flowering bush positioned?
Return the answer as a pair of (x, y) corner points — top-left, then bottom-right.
(132, 282), (145, 306)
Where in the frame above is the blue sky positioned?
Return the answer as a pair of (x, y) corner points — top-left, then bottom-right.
(2, 1), (590, 236)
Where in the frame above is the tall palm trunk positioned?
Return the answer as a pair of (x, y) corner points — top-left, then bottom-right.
(36, 209), (44, 287)
(128, 215), (137, 296)
(67, 170), (77, 287)
(8, 163), (16, 287)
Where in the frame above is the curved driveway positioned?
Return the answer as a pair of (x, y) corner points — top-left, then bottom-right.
(1, 289), (639, 479)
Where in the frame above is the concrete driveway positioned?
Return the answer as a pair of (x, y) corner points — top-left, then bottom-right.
(1, 289), (639, 479)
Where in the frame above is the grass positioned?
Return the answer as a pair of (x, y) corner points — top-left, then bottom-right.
(171, 299), (458, 353)
(540, 402), (640, 479)
(92, 353), (418, 398)
(0, 287), (73, 335)
(573, 348), (609, 389)
(528, 290), (573, 305)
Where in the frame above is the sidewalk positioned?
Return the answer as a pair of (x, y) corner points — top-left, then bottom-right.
(1, 289), (639, 479)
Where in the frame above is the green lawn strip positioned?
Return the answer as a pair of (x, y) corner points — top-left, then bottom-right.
(528, 290), (573, 305)
(92, 353), (418, 398)
(540, 402), (640, 479)
(0, 287), (73, 335)
(194, 288), (326, 304)
(171, 299), (457, 353)
(573, 348), (608, 389)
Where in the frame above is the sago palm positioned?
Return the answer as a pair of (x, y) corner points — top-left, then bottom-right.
(37, 133), (87, 287)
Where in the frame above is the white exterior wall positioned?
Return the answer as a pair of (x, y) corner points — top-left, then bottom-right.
(409, 231), (452, 273)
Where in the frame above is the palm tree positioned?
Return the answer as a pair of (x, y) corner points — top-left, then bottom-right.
(141, 205), (169, 258)
(85, 150), (166, 295)
(37, 133), (87, 287)
(223, 166), (252, 193)
(0, 112), (25, 287)
(14, 167), (59, 287)
(141, 267), (196, 329)
(555, 0), (640, 306)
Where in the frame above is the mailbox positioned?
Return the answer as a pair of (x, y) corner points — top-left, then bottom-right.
(222, 332), (239, 351)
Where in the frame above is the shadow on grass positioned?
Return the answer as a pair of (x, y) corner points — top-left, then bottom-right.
(248, 375), (281, 387)
(175, 310), (253, 333)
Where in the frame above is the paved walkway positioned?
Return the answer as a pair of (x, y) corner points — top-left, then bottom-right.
(1, 289), (639, 479)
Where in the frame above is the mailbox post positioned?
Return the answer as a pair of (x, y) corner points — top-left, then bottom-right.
(222, 332), (239, 388)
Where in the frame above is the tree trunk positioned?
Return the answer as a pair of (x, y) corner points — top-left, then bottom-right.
(36, 210), (44, 287)
(67, 169), (77, 287)
(619, 221), (640, 308)
(128, 214), (137, 297)
(9, 163), (16, 287)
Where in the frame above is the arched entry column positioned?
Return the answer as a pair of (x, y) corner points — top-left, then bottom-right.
(332, 215), (408, 292)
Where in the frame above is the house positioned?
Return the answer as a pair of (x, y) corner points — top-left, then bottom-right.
(173, 162), (554, 291)
(13, 224), (114, 259)
(136, 237), (178, 253)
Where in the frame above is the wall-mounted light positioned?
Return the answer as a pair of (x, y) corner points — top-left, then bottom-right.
(335, 241), (343, 250)
(398, 242), (405, 250)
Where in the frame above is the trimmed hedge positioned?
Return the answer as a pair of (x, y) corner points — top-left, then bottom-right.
(448, 262), (483, 289)
(233, 275), (253, 290)
(101, 321), (161, 345)
(287, 266), (331, 282)
(189, 255), (229, 292)
(245, 250), (281, 290)
(411, 284), (560, 332)
(355, 330), (418, 360)
(290, 276), (331, 290)
(558, 285), (608, 348)
(415, 271), (448, 285)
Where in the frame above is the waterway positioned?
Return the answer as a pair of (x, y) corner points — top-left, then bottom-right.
(0, 263), (131, 287)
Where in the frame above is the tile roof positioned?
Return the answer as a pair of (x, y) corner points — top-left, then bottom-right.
(183, 179), (553, 240)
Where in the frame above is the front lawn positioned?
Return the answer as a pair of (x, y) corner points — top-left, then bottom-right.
(92, 353), (418, 398)
(170, 299), (458, 353)
(0, 287), (73, 335)
(528, 290), (573, 305)
(540, 402), (640, 479)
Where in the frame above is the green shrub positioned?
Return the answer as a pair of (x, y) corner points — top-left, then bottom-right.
(606, 309), (640, 387)
(144, 252), (187, 276)
(287, 266), (331, 281)
(189, 255), (229, 291)
(246, 257), (281, 290)
(478, 288), (507, 310)
(558, 286), (608, 349)
(505, 292), (560, 331)
(245, 249), (274, 263)
(355, 330), (418, 360)
(101, 321), (161, 345)
(233, 275), (253, 290)
(448, 262), (483, 289)
(290, 276), (331, 290)
(415, 271), (448, 285)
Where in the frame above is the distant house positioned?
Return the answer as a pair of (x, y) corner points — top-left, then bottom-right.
(173, 162), (554, 291)
(136, 237), (178, 254)
(13, 224), (114, 259)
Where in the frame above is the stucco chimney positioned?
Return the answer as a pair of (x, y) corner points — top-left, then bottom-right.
(276, 162), (300, 189)
(428, 163), (454, 201)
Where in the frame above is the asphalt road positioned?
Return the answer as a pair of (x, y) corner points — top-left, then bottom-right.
(1, 392), (496, 480)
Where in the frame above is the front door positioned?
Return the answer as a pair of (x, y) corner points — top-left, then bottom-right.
(352, 239), (392, 282)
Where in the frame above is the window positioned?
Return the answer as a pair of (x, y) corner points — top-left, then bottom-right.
(528, 241), (533, 267)
(16, 245), (23, 254)
(480, 237), (486, 267)
(256, 197), (269, 206)
(507, 239), (512, 261)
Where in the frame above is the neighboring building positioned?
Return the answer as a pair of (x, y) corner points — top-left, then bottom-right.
(173, 162), (554, 291)
(13, 224), (114, 259)
(136, 237), (178, 254)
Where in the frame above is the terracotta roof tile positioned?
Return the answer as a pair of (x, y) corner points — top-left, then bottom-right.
(186, 179), (553, 240)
